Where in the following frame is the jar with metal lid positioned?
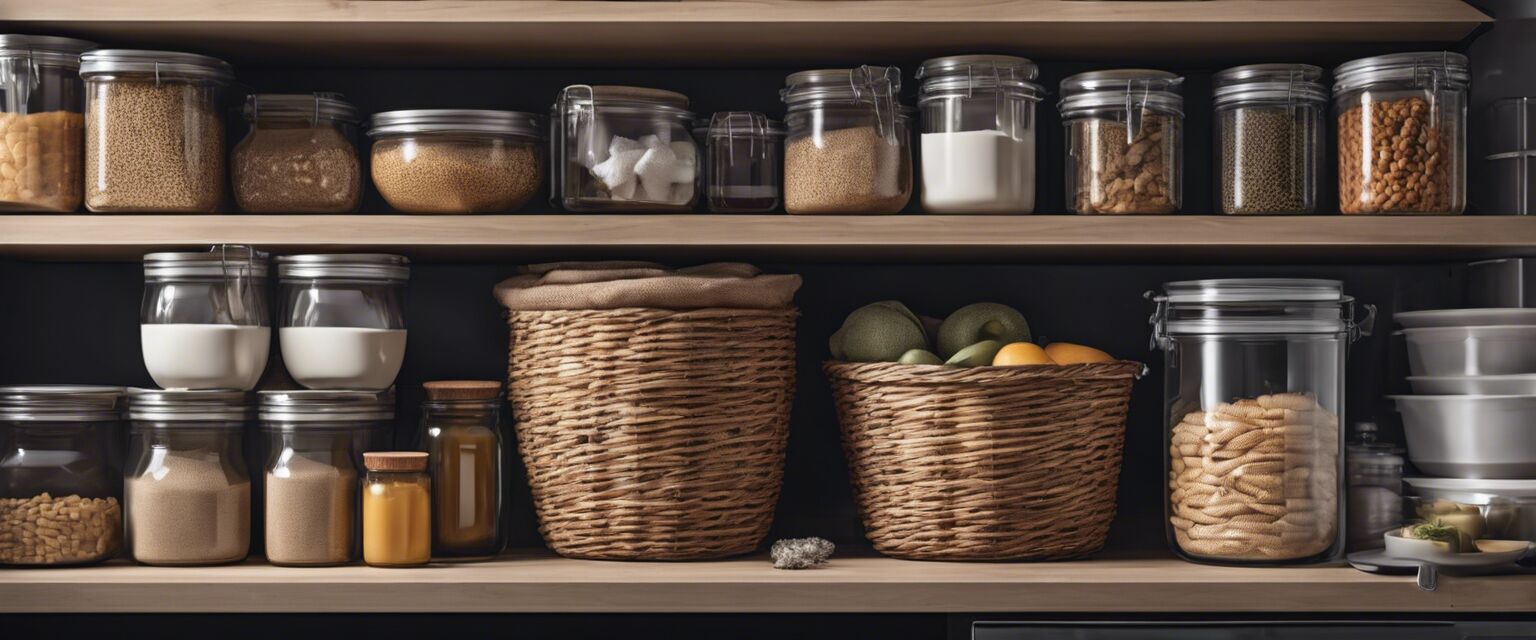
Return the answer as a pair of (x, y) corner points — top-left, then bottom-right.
(234, 93), (362, 213)
(1060, 69), (1184, 214)
(259, 389), (394, 566)
(917, 55), (1044, 214)
(124, 389), (252, 566)
(552, 85), (698, 212)
(0, 386), (123, 566)
(141, 246), (271, 391)
(697, 111), (784, 213)
(781, 66), (912, 214)
(419, 381), (504, 560)
(1150, 279), (1374, 565)
(1334, 51), (1469, 215)
(362, 451), (430, 567)
(277, 254), (408, 391)
(368, 109), (543, 214)
(80, 49), (232, 213)
(0, 35), (94, 212)
(1213, 64), (1327, 215)
(1345, 421), (1404, 552)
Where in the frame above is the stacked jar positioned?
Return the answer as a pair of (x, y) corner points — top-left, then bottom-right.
(276, 254), (409, 391)
(234, 93), (363, 213)
(553, 85), (698, 212)
(781, 66), (913, 214)
(1060, 69), (1184, 214)
(0, 35), (95, 212)
(916, 54), (1043, 214)
(368, 109), (544, 214)
(1213, 64), (1327, 215)
(140, 247), (271, 391)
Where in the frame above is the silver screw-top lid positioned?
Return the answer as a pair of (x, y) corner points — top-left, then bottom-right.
(126, 389), (253, 423)
(916, 54), (1044, 99)
(1212, 63), (1327, 107)
(276, 253), (410, 282)
(0, 35), (96, 66)
(258, 389), (396, 423)
(79, 49), (234, 83)
(0, 385), (122, 422)
(782, 66), (904, 106)
(1151, 278), (1374, 339)
(1333, 51), (1469, 94)
(143, 245), (270, 280)
(245, 92), (359, 123)
(1059, 69), (1184, 116)
(367, 109), (542, 138)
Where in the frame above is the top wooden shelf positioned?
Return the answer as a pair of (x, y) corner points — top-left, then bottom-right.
(0, 0), (1490, 66)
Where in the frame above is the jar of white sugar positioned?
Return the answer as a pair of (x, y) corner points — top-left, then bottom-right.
(1060, 69), (1185, 214)
(553, 85), (699, 212)
(125, 389), (253, 566)
(141, 246), (271, 391)
(276, 254), (409, 391)
(781, 66), (913, 214)
(367, 109), (544, 214)
(916, 55), (1043, 214)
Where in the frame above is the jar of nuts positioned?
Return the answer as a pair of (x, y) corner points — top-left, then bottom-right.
(1334, 52), (1469, 215)
(0, 385), (125, 567)
(1060, 69), (1184, 214)
(0, 35), (96, 212)
(1213, 64), (1327, 215)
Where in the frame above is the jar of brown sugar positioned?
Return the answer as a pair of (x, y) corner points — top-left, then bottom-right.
(0, 35), (95, 212)
(233, 93), (362, 213)
(419, 380), (504, 560)
(1060, 69), (1184, 214)
(368, 109), (543, 214)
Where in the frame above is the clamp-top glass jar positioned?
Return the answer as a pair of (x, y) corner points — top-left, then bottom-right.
(0, 35), (95, 212)
(916, 55), (1044, 214)
(781, 66), (913, 214)
(369, 109), (544, 214)
(141, 246), (271, 391)
(1150, 279), (1374, 565)
(698, 111), (784, 213)
(234, 93), (362, 213)
(553, 85), (698, 212)
(1213, 64), (1327, 215)
(1060, 69), (1184, 214)
(277, 254), (409, 391)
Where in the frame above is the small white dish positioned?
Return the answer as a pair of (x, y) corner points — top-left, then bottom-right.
(1396, 308), (1536, 329)
(1383, 530), (1533, 567)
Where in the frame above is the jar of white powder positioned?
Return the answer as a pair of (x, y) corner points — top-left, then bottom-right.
(276, 254), (409, 391)
(916, 55), (1044, 214)
(141, 246), (271, 391)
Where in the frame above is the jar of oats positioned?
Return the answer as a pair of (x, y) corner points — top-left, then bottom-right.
(1060, 69), (1184, 214)
(0, 35), (95, 212)
(1334, 52), (1468, 215)
(80, 49), (232, 213)
(233, 93), (362, 213)
(781, 66), (913, 214)
(369, 109), (543, 214)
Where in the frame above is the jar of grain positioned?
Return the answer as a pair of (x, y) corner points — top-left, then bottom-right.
(362, 452), (431, 568)
(368, 109), (543, 214)
(1060, 69), (1184, 214)
(553, 85), (698, 212)
(80, 49), (232, 213)
(698, 112), (784, 213)
(141, 246), (271, 392)
(0, 35), (95, 212)
(277, 254), (409, 391)
(0, 386), (124, 567)
(1334, 52), (1469, 215)
(1213, 64), (1327, 215)
(234, 93), (362, 213)
(916, 55), (1043, 214)
(419, 381), (504, 560)
(124, 389), (253, 566)
(781, 66), (913, 214)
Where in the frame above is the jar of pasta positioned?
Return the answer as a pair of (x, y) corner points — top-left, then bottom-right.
(0, 35), (94, 212)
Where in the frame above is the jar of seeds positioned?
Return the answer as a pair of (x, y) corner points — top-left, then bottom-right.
(1213, 64), (1326, 215)
(1060, 69), (1184, 214)
(233, 93), (362, 213)
(781, 66), (913, 214)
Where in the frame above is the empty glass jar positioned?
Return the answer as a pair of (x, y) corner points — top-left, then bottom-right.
(1060, 69), (1184, 214)
(699, 112), (784, 213)
(782, 66), (913, 214)
(916, 54), (1043, 214)
(368, 109), (543, 214)
(1213, 64), (1326, 215)
(553, 85), (698, 212)
(234, 93), (362, 213)
(277, 254), (409, 391)
(141, 246), (271, 391)
(0, 35), (94, 212)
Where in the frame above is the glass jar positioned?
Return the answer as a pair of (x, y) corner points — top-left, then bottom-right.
(234, 93), (362, 213)
(553, 85), (698, 212)
(368, 109), (543, 214)
(124, 389), (252, 566)
(1345, 421), (1404, 552)
(1060, 69), (1184, 214)
(916, 54), (1043, 214)
(276, 254), (409, 391)
(0, 386), (123, 566)
(698, 112), (784, 213)
(1149, 279), (1374, 565)
(1334, 51), (1468, 215)
(781, 66), (913, 214)
(419, 381), (504, 560)
(1213, 64), (1327, 215)
(80, 49), (232, 213)
(141, 246), (271, 391)
(362, 451), (430, 567)
(0, 35), (94, 212)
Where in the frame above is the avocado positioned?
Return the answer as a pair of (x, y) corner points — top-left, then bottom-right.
(897, 348), (943, 365)
(838, 304), (930, 363)
(945, 340), (1004, 367)
(828, 326), (849, 360)
(936, 303), (1031, 359)
(870, 300), (923, 334)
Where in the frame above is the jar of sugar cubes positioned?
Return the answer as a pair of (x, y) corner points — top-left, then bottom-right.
(552, 85), (699, 212)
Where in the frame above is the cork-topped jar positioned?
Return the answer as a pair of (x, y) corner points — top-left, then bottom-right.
(362, 451), (431, 567)
(419, 380), (505, 560)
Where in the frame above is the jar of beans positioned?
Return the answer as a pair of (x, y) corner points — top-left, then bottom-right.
(233, 93), (362, 213)
(1213, 64), (1327, 215)
(80, 49), (232, 213)
(1060, 69), (1184, 214)
(368, 109), (544, 214)
(1334, 52), (1469, 215)
(781, 66), (913, 214)
(0, 35), (95, 212)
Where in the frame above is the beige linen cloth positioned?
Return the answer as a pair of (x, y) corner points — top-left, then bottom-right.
(494, 261), (801, 310)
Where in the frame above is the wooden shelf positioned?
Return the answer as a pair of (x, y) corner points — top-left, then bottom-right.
(0, 0), (1488, 66)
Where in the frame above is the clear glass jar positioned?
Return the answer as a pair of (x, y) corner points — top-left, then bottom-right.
(141, 246), (271, 391)
(368, 109), (543, 214)
(234, 93), (362, 213)
(1345, 421), (1404, 552)
(80, 49), (232, 213)
(1149, 279), (1374, 565)
(0, 35), (94, 212)
(419, 381), (504, 560)
(1213, 64), (1326, 215)
(362, 452), (430, 567)
(916, 55), (1043, 214)
(276, 254), (409, 391)
(698, 112), (784, 213)
(0, 386), (123, 566)
(1060, 69), (1184, 214)
(553, 85), (698, 212)
(124, 389), (252, 566)
(781, 66), (912, 214)
(1334, 51), (1468, 215)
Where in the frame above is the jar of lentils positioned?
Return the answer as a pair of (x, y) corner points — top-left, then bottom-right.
(1334, 52), (1468, 215)
(1213, 64), (1326, 215)
(781, 66), (913, 214)
(1060, 69), (1184, 214)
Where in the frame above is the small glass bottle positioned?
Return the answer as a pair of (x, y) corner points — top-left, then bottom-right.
(420, 380), (504, 560)
(362, 451), (430, 567)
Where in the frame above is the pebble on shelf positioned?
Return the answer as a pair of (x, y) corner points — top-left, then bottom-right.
(770, 537), (835, 570)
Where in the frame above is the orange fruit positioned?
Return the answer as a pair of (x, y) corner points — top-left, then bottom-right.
(992, 342), (1055, 366)
(1044, 342), (1113, 365)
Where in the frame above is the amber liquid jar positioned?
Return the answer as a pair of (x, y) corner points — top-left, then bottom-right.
(362, 452), (430, 568)
(420, 381), (504, 560)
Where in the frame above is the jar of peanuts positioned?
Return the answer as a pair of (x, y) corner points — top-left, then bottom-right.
(1060, 69), (1184, 214)
(1150, 279), (1375, 565)
(1334, 52), (1469, 215)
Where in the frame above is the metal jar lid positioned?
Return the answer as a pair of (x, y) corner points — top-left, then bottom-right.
(246, 92), (359, 124)
(699, 111), (786, 138)
(1212, 63), (1328, 108)
(126, 389), (253, 423)
(367, 109), (542, 138)
(276, 253), (410, 282)
(143, 245), (270, 280)
(0, 385), (122, 422)
(781, 66), (903, 108)
(916, 54), (1045, 100)
(556, 85), (694, 120)
(0, 35), (97, 66)
(79, 49), (234, 83)
(1333, 51), (1469, 95)
(1058, 69), (1184, 117)
(1150, 278), (1375, 339)
(258, 389), (395, 423)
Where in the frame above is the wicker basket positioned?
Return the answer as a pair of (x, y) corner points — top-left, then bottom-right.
(824, 360), (1142, 561)
(508, 307), (797, 560)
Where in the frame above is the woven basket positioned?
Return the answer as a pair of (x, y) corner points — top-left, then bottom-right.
(824, 360), (1141, 561)
(508, 307), (797, 560)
